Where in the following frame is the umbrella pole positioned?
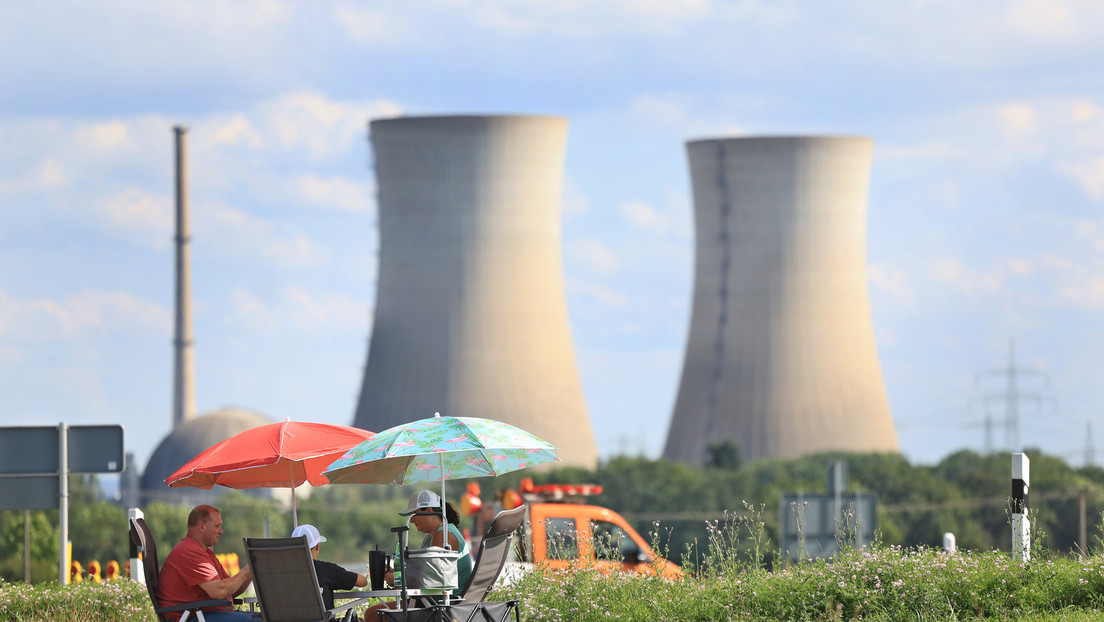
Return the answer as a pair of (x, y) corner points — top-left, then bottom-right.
(289, 461), (298, 529)
(440, 454), (447, 549)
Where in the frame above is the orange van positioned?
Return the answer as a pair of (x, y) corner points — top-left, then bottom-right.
(492, 483), (682, 581)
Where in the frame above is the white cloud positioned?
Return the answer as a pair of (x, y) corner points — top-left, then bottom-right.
(200, 201), (331, 268)
(0, 290), (170, 340)
(623, 91), (764, 140)
(926, 256), (1003, 295)
(1060, 157), (1104, 201)
(334, 5), (407, 46)
(1005, 0), (1079, 39)
(291, 174), (372, 213)
(571, 282), (629, 309)
(0, 157), (66, 196)
(456, 0), (785, 38)
(619, 200), (669, 233)
(626, 93), (694, 127)
(570, 238), (619, 276)
(1003, 257), (1034, 277)
(73, 120), (132, 153)
(876, 141), (963, 164)
(229, 286), (370, 334)
(246, 92), (402, 161)
(999, 103), (1038, 137)
(213, 114), (265, 148)
(285, 287), (370, 332)
(85, 187), (174, 250)
(1057, 277), (1104, 309)
(230, 288), (279, 334)
(561, 180), (590, 218)
(868, 263), (913, 305)
(1071, 100), (1101, 122)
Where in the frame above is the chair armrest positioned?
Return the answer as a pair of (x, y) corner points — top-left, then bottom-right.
(155, 599), (234, 615)
(329, 594), (377, 616)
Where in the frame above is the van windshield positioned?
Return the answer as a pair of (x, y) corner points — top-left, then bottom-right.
(544, 517), (578, 560)
(591, 519), (649, 562)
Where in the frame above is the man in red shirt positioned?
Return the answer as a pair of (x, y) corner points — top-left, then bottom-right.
(156, 504), (255, 621)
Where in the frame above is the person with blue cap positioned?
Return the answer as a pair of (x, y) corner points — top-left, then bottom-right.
(291, 524), (367, 613)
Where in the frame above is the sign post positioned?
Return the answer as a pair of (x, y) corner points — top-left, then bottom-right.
(59, 423), (69, 584)
(0, 424), (124, 583)
(128, 507), (145, 583)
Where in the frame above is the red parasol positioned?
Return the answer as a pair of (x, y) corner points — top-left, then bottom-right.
(167, 418), (374, 527)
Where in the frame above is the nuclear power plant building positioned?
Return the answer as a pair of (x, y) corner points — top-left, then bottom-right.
(352, 115), (599, 467)
(663, 136), (900, 466)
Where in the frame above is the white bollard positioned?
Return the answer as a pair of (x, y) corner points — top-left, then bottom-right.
(1012, 453), (1030, 562)
(128, 507), (145, 582)
(943, 532), (956, 554)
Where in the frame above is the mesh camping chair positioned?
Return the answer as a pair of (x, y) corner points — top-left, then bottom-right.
(376, 506), (526, 622)
(128, 516), (248, 622)
(244, 535), (375, 622)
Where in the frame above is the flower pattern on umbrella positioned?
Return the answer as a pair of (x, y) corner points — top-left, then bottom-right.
(322, 415), (558, 485)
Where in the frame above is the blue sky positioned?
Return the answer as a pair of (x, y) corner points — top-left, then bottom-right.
(3, 1), (1104, 477)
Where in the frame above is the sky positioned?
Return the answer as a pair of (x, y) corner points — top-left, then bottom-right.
(3, 1), (1104, 481)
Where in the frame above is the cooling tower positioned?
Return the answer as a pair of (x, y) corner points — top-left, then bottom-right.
(663, 136), (899, 466)
(352, 115), (599, 467)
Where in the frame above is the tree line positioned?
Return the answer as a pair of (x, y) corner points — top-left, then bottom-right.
(4, 447), (1102, 582)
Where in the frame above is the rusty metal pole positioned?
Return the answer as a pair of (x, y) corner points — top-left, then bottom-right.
(1079, 488), (1087, 554)
(23, 510), (30, 582)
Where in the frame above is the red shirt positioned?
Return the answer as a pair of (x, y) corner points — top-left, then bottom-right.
(155, 536), (232, 621)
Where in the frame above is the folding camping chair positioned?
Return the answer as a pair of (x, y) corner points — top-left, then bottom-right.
(245, 536), (375, 622)
(129, 516), (253, 622)
(374, 505), (526, 622)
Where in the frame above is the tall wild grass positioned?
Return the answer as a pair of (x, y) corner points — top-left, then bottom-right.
(8, 506), (1104, 621)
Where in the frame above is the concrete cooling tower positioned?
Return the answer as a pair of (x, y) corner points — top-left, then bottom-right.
(352, 115), (599, 467)
(663, 136), (899, 466)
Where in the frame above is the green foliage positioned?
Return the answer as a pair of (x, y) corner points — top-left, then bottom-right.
(293, 484), (411, 561)
(15, 467), (1104, 622)
(498, 543), (1104, 621)
(69, 502), (127, 564)
(0, 511), (60, 583)
(557, 448), (1104, 567)
(12, 447), (1104, 589)
(705, 441), (741, 471)
(0, 577), (155, 621)
(16, 550), (1104, 622)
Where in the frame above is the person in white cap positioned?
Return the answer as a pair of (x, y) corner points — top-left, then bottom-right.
(367, 491), (474, 618)
(291, 524), (367, 612)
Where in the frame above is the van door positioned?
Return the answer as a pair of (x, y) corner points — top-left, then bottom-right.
(590, 518), (651, 573)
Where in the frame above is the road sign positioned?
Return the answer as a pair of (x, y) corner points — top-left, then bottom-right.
(69, 426), (125, 473)
(0, 425), (124, 474)
(780, 492), (877, 561)
(0, 476), (60, 511)
(0, 423), (125, 584)
(0, 427), (58, 473)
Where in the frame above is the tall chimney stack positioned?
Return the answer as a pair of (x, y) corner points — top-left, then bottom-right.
(172, 125), (195, 427)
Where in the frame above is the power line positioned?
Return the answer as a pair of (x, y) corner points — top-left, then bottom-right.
(970, 338), (1055, 453)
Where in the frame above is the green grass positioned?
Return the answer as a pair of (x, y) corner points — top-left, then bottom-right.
(10, 542), (1104, 620)
(496, 546), (1104, 621)
(0, 579), (154, 621)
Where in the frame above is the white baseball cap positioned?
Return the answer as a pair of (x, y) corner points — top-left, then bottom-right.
(291, 524), (327, 549)
(399, 490), (442, 515)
